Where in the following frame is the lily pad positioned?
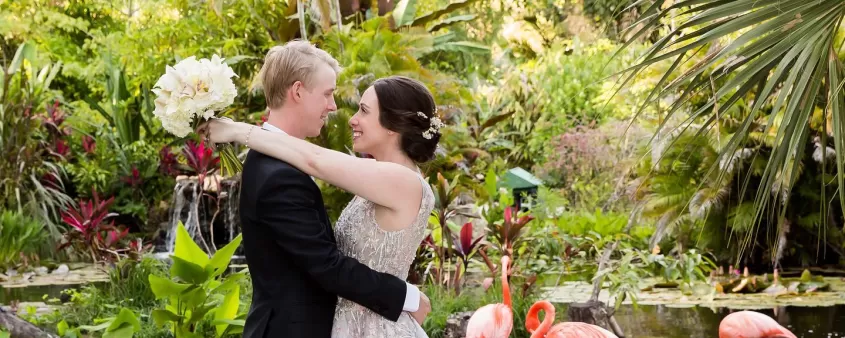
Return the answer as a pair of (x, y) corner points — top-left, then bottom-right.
(541, 277), (845, 310)
(0, 263), (108, 288)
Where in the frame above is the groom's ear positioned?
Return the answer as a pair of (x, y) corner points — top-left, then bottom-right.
(289, 81), (303, 102)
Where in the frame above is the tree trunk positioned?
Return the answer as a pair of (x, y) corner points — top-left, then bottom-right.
(582, 207), (641, 337)
(567, 301), (625, 337)
(377, 0), (395, 16)
(338, 0), (362, 18)
(0, 308), (58, 338)
(443, 311), (474, 338)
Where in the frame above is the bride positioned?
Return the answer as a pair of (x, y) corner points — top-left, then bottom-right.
(200, 73), (440, 337)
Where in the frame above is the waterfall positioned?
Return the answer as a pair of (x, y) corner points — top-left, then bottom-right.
(224, 179), (241, 246)
(163, 179), (201, 254)
(157, 175), (242, 257)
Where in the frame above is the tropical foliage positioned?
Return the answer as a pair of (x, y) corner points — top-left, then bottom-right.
(8, 0), (845, 336)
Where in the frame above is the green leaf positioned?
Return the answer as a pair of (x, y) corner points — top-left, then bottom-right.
(427, 14), (476, 32)
(222, 323), (245, 336)
(222, 55), (259, 65)
(213, 319), (246, 326)
(431, 41), (491, 54)
(175, 325), (203, 338)
(57, 320), (69, 335)
(215, 287), (240, 337)
(77, 322), (111, 332)
(148, 274), (192, 299)
(102, 326), (135, 338)
(171, 256), (211, 284)
(485, 168), (497, 197)
(8, 42), (35, 74)
(211, 272), (247, 293)
(207, 233), (242, 277)
(218, 145), (244, 177)
(188, 303), (217, 325)
(106, 308), (141, 333)
(179, 285), (209, 309)
(0, 332), (9, 338)
(210, 0), (224, 18)
(151, 309), (181, 327)
(174, 221), (210, 267)
(215, 318), (246, 336)
(413, 0), (479, 27)
(392, 0), (417, 27)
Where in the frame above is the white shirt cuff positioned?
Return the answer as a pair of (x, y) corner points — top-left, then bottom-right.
(403, 282), (420, 312)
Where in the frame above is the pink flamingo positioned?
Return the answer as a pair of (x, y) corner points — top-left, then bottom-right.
(718, 310), (797, 338)
(465, 255), (513, 338)
(525, 300), (618, 338)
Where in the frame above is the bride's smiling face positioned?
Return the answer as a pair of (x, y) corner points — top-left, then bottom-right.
(349, 87), (395, 154)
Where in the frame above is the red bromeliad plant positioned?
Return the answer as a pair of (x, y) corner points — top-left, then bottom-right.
(429, 172), (474, 286)
(58, 191), (126, 263)
(81, 135), (96, 155)
(159, 146), (181, 176)
(126, 238), (153, 261)
(121, 166), (143, 187)
(181, 140), (220, 185)
(451, 222), (484, 295)
(100, 227), (129, 250)
(41, 99), (69, 137)
(52, 139), (70, 158)
(491, 206), (535, 259)
(407, 234), (438, 285)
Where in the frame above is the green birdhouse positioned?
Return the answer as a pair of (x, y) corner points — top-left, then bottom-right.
(501, 167), (542, 210)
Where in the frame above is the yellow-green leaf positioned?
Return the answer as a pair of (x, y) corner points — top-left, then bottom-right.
(148, 274), (191, 299)
(151, 309), (181, 327)
(214, 287), (240, 337)
(208, 234), (242, 277)
(106, 308), (141, 333)
(171, 256), (210, 284)
(173, 221), (210, 267)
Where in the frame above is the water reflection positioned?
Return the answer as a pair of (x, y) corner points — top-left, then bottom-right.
(573, 304), (845, 338)
(0, 283), (92, 305)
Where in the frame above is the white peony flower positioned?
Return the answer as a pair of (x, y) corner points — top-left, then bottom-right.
(152, 54), (239, 138)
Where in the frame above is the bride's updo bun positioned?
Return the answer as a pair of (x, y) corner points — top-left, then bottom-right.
(371, 76), (441, 163)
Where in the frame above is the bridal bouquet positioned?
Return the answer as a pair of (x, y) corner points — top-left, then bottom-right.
(152, 55), (242, 175)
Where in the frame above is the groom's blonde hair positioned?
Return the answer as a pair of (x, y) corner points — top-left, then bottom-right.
(257, 39), (342, 109)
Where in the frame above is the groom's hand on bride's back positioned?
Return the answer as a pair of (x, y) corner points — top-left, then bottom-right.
(410, 292), (431, 325)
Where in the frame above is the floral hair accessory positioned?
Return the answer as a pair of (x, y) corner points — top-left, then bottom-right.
(417, 110), (444, 139)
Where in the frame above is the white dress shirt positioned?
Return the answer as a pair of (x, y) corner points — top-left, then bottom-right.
(261, 122), (421, 313)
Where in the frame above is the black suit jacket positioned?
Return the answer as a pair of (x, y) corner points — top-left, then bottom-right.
(240, 150), (408, 338)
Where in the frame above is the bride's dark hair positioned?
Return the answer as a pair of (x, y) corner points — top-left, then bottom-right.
(371, 76), (440, 163)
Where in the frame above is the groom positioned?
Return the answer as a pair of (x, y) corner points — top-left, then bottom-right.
(239, 40), (431, 338)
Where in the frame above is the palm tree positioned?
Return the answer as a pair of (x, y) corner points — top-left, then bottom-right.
(616, 0), (845, 261)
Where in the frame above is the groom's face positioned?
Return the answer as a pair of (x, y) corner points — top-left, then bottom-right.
(297, 63), (337, 137)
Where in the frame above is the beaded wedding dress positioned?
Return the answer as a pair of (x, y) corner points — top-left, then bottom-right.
(331, 175), (434, 338)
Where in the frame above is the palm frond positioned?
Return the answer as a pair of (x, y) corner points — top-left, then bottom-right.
(690, 185), (730, 219)
(727, 201), (757, 233)
(617, 1), (845, 259)
(650, 210), (680, 248)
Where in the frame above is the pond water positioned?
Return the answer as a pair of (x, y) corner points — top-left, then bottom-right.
(540, 275), (845, 337)
(577, 304), (845, 338)
(4, 265), (845, 337)
(0, 282), (102, 305)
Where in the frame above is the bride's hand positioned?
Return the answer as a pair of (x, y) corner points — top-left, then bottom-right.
(196, 117), (250, 145)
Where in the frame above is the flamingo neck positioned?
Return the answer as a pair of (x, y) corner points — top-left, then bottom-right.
(501, 256), (511, 308)
(527, 301), (555, 338)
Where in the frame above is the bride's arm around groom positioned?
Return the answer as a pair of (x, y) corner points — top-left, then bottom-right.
(207, 40), (432, 338)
